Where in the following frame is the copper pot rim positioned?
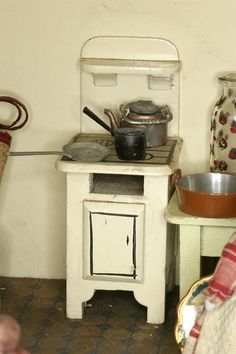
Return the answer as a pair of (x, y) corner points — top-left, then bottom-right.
(175, 170), (236, 199)
(175, 183), (236, 197)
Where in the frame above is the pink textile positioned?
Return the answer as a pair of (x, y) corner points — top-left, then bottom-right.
(204, 235), (236, 305)
(194, 292), (236, 354)
(183, 231), (236, 354)
(0, 315), (30, 354)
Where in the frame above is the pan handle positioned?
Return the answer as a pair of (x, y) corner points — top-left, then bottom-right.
(4, 151), (70, 157)
(169, 168), (182, 197)
(172, 168), (182, 183)
(83, 106), (114, 136)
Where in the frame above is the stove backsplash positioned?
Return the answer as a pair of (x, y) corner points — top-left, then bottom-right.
(80, 36), (181, 137)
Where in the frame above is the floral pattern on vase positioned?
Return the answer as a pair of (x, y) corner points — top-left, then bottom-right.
(210, 73), (236, 172)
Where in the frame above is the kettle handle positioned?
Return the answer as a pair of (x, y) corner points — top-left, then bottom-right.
(160, 105), (173, 123)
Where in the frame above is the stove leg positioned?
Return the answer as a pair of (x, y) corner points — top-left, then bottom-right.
(66, 302), (83, 320)
(134, 288), (165, 324)
(66, 276), (95, 319)
(146, 300), (165, 324)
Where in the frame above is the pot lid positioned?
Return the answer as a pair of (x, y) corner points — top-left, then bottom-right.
(128, 100), (160, 115)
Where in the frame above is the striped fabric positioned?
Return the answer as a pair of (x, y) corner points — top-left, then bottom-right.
(189, 322), (202, 339)
(204, 234), (236, 305)
(183, 231), (236, 354)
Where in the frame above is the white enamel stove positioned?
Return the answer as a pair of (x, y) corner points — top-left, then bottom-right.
(56, 36), (182, 324)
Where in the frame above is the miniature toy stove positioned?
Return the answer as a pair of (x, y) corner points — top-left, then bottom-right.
(56, 36), (182, 324)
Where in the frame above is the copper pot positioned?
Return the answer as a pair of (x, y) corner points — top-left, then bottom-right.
(175, 172), (236, 218)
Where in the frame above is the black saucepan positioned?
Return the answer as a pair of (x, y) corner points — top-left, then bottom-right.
(83, 107), (146, 160)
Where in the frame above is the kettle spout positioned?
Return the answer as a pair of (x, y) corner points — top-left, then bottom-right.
(104, 108), (119, 130)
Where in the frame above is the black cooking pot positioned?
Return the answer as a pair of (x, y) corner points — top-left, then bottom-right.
(114, 127), (146, 160)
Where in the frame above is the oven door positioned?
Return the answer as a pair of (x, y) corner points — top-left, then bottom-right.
(83, 200), (145, 282)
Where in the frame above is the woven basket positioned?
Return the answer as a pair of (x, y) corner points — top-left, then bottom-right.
(0, 132), (12, 183)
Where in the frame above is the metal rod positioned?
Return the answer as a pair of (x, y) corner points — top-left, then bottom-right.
(4, 151), (70, 157)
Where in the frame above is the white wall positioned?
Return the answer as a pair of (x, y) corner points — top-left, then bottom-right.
(0, 0), (235, 278)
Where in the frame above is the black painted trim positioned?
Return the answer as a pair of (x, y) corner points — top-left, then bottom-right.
(132, 217), (137, 279)
(89, 211), (93, 275)
(89, 212), (138, 278)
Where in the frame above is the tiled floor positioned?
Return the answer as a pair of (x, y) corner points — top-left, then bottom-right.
(0, 277), (180, 354)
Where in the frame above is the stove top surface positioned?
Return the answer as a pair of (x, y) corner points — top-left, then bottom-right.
(66, 133), (177, 165)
